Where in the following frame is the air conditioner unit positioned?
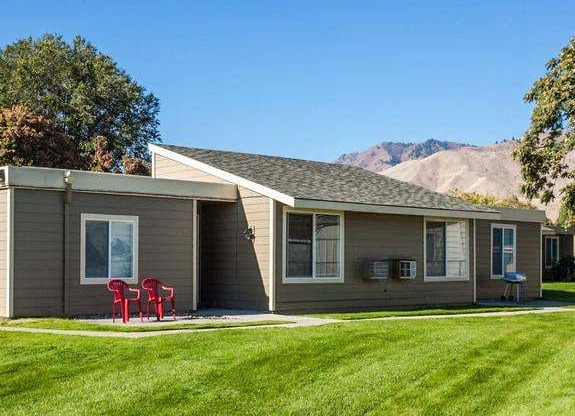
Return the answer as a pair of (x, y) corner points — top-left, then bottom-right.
(396, 260), (417, 280)
(367, 261), (389, 280)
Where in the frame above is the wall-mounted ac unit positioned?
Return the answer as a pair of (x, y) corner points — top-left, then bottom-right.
(367, 261), (389, 280)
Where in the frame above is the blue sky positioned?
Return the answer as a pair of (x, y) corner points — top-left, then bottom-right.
(1, 1), (574, 161)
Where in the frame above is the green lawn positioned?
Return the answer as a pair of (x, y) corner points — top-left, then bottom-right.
(308, 305), (532, 320)
(2, 312), (575, 415)
(0, 318), (290, 332)
(542, 281), (575, 303)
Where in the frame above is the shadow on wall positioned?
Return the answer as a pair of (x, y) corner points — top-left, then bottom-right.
(199, 200), (267, 310)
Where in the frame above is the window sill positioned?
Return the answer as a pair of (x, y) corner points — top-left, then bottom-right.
(424, 276), (469, 282)
(80, 277), (139, 285)
(282, 277), (344, 284)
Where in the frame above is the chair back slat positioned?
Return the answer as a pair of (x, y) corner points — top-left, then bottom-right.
(107, 279), (128, 301)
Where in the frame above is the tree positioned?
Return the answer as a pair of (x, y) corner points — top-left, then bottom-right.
(513, 37), (575, 216)
(556, 203), (575, 227)
(450, 190), (536, 209)
(0, 105), (83, 168)
(0, 34), (159, 173)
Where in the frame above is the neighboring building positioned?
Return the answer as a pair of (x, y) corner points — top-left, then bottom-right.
(541, 226), (575, 280)
(0, 144), (547, 318)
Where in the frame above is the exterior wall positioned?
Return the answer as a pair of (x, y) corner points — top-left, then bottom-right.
(542, 233), (574, 280)
(153, 154), (271, 310)
(274, 205), (475, 312)
(12, 188), (195, 317)
(0, 190), (7, 317)
(153, 153), (230, 184)
(475, 219), (541, 300)
(200, 188), (270, 310)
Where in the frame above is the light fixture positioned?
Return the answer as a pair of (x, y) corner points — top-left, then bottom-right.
(64, 170), (73, 186)
(242, 226), (256, 242)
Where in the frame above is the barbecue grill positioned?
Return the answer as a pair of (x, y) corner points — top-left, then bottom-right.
(501, 272), (526, 303)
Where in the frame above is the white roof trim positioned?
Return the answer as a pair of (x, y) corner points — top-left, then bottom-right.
(293, 199), (500, 220)
(496, 207), (547, 223)
(149, 144), (295, 206)
(1, 166), (237, 201)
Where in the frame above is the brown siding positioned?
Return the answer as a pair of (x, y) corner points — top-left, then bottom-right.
(153, 153), (271, 310)
(275, 206), (475, 312)
(12, 189), (195, 317)
(0, 190), (7, 317)
(476, 220), (541, 300)
(154, 153), (231, 184)
(200, 187), (270, 310)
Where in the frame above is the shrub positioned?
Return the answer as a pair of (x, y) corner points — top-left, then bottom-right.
(547, 256), (575, 281)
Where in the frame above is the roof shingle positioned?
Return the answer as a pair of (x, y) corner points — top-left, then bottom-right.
(158, 144), (495, 213)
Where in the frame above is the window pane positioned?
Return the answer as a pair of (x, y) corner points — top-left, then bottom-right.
(503, 252), (514, 274)
(315, 215), (340, 278)
(545, 238), (552, 267)
(546, 238), (559, 267)
(504, 228), (514, 249)
(426, 222), (446, 277)
(286, 213), (313, 277)
(110, 222), (134, 278)
(492, 228), (502, 276)
(446, 221), (467, 277)
(85, 220), (109, 278)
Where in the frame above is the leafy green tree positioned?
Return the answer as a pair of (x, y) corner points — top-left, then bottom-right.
(0, 34), (159, 173)
(450, 190), (536, 209)
(513, 37), (575, 216)
(555, 203), (575, 227)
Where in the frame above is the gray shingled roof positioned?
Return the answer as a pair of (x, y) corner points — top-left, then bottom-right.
(159, 144), (495, 213)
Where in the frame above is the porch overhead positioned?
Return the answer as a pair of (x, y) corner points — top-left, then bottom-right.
(0, 166), (237, 201)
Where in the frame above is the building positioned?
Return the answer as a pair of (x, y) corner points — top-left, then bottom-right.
(0, 144), (546, 317)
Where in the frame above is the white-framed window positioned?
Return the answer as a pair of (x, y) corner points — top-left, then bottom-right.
(283, 209), (344, 283)
(80, 214), (139, 285)
(424, 218), (469, 281)
(545, 236), (560, 269)
(491, 223), (516, 279)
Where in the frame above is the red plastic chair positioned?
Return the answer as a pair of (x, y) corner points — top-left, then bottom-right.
(141, 277), (176, 320)
(107, 279), (143, 324)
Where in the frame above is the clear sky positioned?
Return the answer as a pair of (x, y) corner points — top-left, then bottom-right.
(1, 1), (574, 161)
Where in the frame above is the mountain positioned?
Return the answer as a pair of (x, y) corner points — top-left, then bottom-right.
(381, 140), (574, 220)
(334, 139), (472, 171)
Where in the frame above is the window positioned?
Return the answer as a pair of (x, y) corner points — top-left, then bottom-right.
(545, 236), (559, 269)
(425, 219), (468, 281)
(284, 211), (343, 282)
(491, 224), (515, 278)
(81, 214), (139, 284)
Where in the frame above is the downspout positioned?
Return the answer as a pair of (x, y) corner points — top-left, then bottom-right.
(473, 219), (477, 304)
(63, 171), (73, 315)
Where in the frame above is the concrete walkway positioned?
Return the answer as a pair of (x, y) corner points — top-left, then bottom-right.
(0, 306), (573, 338)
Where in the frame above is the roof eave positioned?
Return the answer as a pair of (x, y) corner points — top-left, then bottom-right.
(293, 199), (500, 220)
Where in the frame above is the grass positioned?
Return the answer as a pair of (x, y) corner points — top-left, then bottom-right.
(1, 312), (575, 415)
(0, 318), (291, 332)
(542, 281), (575, 303)
(307, 305), (532, 320)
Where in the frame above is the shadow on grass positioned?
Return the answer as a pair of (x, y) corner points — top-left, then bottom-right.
(542, 289), (575, 303)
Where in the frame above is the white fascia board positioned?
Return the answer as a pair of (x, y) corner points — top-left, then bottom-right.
(149, 144), (296, 206)
(1, 166), (237, 201)
(293, 199), (501, 220)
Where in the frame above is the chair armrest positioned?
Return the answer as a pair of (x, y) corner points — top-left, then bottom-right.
(160, 285), (174, 297)
(128, 287), (141, 299)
